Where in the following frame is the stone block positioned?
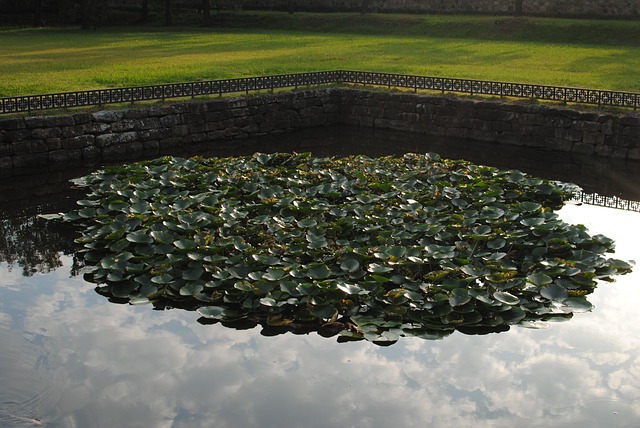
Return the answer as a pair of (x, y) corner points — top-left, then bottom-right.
(595, 144), (628, 159)
(542, 138), (573, 151)
(12, 153), (48, 173)
(622, 126), (640, 138)
(85, 122), (111, 133)
(628, 147), (640, 160)
(605, 134), (632, 147)
(228, 99), (248, 109)
(300, 106), (324, 118)
(143, 140), (160, 155)
(111, 120), (140, 132)
(0, 118), (26, 131)
(520, 113), (546, 125)
(25, 116), (73, 128)
(181, 112), (206, 123)
(46, 138), (62, 151)
(491, 109), (517, 123)
(445, 127), (468, 138)
(123, 109), (149, 119)
(582, 132), (605, 146)
(49, 149), (82, 169)
(171, 125), (191, 137)
(93, 110), (125, 123)
(63, 135), (95, 149)
(620, 116), (640, 126)
(572, 120), (601, 133)
(184, 133), (208, 144)
(102, 143), (128, 159)
(434, 105), (457, 116)
(73, 113), (93, 125)
(554, 128), (582, 142)
(205, 110), (232, 122)
(0, 156), (12, 175)
(96, 131), (138, 147)
(159, 137), (184, 152)
(5, 129), (31, 142)
(32, 127), (62, 139)
(434, 115), (462, 127)
(0, 143), (12, 156)
(160, 114), (181, 127)
(467, 129), (498, 142)
(12, 141), (33, 155)
(61, 125), (86, 138)
(81, 146), (99, 159)
(496, 132), (525, 146)
(205, 100), (229, 111)
(551, 116), (573, 128)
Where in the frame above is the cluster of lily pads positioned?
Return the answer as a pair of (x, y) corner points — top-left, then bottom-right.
(49, 152), (633, 344)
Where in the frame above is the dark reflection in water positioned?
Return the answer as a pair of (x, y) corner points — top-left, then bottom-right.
(0, 126), (639, 427)
(1, 125), (638, 280)
(2, 125), (639, 216)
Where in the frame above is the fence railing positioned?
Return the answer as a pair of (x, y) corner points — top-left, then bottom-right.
(571, 192), (640, 212)
(338, 71), (640, 110)
(2, 70), (639, 115)
(0, 71), (341, 115)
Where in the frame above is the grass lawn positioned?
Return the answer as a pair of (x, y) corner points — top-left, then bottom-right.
(1, 12), (639, 97)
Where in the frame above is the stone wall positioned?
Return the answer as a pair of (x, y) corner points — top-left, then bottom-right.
(0, 90), (341, 176)
(339, 89), (640, 159)
(1, 88), (639, 176)
(244, 0), (640, 19)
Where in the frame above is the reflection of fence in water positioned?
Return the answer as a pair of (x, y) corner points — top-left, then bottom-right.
(2, 70), (640, 114)
(572, 192), (640, 212)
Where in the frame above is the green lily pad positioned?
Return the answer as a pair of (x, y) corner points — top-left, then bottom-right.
(51, 151), (631, 346)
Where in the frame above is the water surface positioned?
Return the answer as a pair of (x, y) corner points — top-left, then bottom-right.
(0, 127), (638, 427)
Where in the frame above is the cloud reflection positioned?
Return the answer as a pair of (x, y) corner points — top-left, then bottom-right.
(0, 205), (638, 427)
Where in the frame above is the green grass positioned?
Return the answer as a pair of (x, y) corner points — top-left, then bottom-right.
(1, 12), (639, 97)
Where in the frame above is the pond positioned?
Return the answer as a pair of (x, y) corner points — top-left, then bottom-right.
(0, 126), (639, 427)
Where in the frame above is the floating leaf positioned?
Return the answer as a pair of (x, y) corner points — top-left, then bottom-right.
(527, 272), (553, 286)
(540, 284), (568, 301)
(180, 282), (204, 296)
(126, 230), (154, 244)
(487, 238), (506, 250)
(367, 263), (393, 273)
(519, 202), (542, 212)
(337, 283), (365, 295)
(449, 288), (470, 306)
(197, 306), (225, 319)
(174, 239), (197, 251)
(340, 259), (360, 273)
(306, 263), (332, 279)
(493, 291), (520, 305)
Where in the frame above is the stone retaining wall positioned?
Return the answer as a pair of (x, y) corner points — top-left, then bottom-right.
(339, 89), (640, 160)
(1, 88), (639, 176)
(0, 90), (341, 176)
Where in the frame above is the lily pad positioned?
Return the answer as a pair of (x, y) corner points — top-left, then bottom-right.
(51, 152), (632, 346)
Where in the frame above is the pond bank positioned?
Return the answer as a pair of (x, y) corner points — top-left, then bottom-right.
(1, 88), (639, 177)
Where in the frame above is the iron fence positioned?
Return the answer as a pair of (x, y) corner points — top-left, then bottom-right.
(0, 71), (340, 115)
(338, 70), (640, 110)
(571, 192), (640, 212)
(2, 70), (640, 115)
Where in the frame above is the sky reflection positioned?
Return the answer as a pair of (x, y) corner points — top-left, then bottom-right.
(0, 204), (638, 428)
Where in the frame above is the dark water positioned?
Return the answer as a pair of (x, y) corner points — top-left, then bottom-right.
(1, 126), (639, 427)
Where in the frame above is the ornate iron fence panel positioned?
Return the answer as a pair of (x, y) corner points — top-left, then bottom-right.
(0, 71), (341, 115)
(571, 192), (640, 212)
(337, 70), (640, 110)
(2, 70), (639, 115)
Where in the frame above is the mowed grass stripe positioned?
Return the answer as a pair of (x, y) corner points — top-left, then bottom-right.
(1, 13), (639, 97)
